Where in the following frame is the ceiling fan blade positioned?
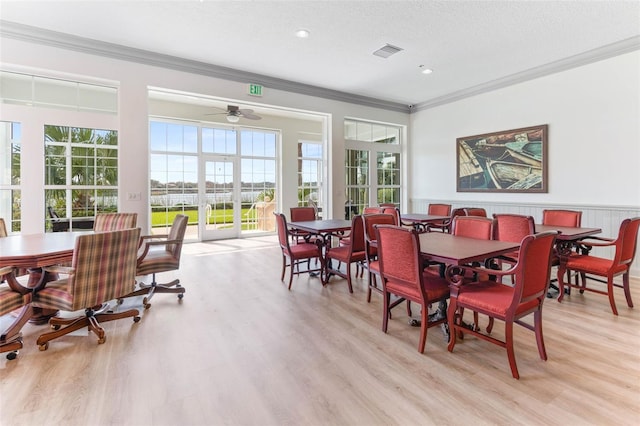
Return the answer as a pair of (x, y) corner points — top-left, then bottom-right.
(240, 111), (262, 120)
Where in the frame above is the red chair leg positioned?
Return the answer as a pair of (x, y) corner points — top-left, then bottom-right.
(623, 272), (633, 307)
(607, 276), (618, 315)
(534, 310), (547, 361)
(382, 292), (390, 333)
(505, 321), (519, 379)
(418, 306), (428, 353)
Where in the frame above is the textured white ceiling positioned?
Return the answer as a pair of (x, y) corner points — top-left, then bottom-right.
(1, 0), (639, 107)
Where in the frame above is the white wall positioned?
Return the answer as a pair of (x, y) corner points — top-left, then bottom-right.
(408, 50), (640, 276)
(408, 50), (640, 207)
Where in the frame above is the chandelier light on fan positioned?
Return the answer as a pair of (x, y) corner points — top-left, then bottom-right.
(206, 105), (262, 123)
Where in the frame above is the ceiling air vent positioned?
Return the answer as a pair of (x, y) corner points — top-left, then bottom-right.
(372, 44), (404, 58)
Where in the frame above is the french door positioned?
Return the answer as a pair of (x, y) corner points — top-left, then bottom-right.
(199, 155), (240, 240)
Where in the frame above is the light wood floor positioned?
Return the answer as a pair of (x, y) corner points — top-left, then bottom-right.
(1, 235), (639, 425)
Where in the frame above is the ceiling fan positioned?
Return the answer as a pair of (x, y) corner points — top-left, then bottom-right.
(206, 105), (262, 123)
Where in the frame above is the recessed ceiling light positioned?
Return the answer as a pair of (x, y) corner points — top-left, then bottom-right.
(419, 65), (433, 74)
(295, 29), (310, 38)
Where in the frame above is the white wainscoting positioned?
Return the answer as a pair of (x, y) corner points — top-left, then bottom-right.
(411, 199), (640, 277)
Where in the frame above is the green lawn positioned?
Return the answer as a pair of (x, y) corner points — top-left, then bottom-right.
(151, 208), (255, 227)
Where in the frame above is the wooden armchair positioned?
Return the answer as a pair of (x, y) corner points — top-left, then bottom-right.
(119, 214), (188, 309)
(557, 217), (640, 315)
(362, 213), (397, 303)
(31, 228), (142, 350)
(376, 225), (450, 353)
(324, 215), (366, 293)
(447, 231), (557, 379)
(274, 213), (322, 289)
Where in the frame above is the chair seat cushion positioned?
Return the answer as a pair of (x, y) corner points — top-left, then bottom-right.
(368, 260), (380, 274)
(566, 255), (628, 276)
(287, 242), (320, 259)
(0, 288), (24, 315)
(137, 249), (180, 276)
(457, 281), (539, 318)
(32, 280), (74, 311)
(326, 246), (366, 263)
(386, 271), (449, 302)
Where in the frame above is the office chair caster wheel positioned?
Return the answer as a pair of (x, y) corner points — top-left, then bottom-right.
(6, 351), (17, 360)
(178, 293), (184, 300)
(39, 342), (49, 351)
(98, 336), (106, 344)
(133, 316), (141, 323)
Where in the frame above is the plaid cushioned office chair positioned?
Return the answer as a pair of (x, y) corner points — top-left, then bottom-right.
(119, 214), (188, 309)
(0, 266), (31, 360)
(93, 212), (138, 231)
(31, 227), (141, 350)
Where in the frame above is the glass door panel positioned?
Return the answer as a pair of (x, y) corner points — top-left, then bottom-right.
(200, 156), (239, 240)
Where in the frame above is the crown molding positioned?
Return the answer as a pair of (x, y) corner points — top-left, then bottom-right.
(2, 21), (637, 115)
(0, 20), (411, 114)
(411, 36), (640, 112)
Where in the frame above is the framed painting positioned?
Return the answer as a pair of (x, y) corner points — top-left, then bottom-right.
(456, 124), (548, 193)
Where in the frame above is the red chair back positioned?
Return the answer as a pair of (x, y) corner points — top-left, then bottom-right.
(428, 203), (451, 216)
(542, 209), (582, 227)
(451, 216), (495, 240)
(464, 208), (487, 217)
(363, 206), (383, 214)
(617, 217), (640, 266)
(381, 207), (400, 225)
(512, 232), (558, 305)
(348, 214), (366, 253)
(290, 206), (316, 222)
(376, 225), (422, 291)
(493, 214), (535, 243)
(362, 214), (397, 247)
(274, 213), (292, 251)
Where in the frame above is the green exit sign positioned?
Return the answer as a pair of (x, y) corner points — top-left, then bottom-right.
(248, 84), (263, 96)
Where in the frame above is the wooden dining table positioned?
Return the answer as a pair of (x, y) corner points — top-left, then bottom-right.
(0, 231), (85, 328)
(288, 219), (352, 282)
(400, 213), (449, 232)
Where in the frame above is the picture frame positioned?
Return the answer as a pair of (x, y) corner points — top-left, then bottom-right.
(456, 124), (548, 193)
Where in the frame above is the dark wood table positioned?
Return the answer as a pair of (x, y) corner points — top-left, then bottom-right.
(0, 232), (84, 329)
(416, 232), (522, 334)
(289, 219), (352, 282)
(400, 214), (449, 232)
(418, 232), (521, 267)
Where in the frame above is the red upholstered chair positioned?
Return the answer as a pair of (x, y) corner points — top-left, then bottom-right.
(376, 225), (450, 353)
(93, 212), (138, 231)
(541, 209), (582, 293)
(542, 209), (582, 227)
(363, 206), (384, 214)
(451, 216), (495, 240)
(324, 215), (366, 293)
(381, 207), (400, 226)
(289, 206), (317, 243)
(428, 203), (451, 216)
(362, 214), (397, 303)
(31, 228), (142, 350)
(558, 217), (640, 315)
(447, 231), (558, 379)
(0, 266), (31, 360)
(426, 207), (465, 233)
(274, 213), (322, 290)
(118, 214), (188, 309)
(464, 207), (488, 217)
(493, 214), (535, 266)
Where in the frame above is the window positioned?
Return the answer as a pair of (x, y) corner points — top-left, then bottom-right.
(149, 121), (199, 234)
(345, 119), (402, 217)
(44, 125), (118, 231)
(297, 142), (323, 211)
(0, 121), (21, 232)
(240, 130), (277, 230)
